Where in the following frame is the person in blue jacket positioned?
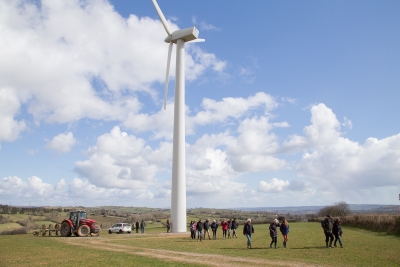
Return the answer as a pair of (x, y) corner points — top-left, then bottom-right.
(279, 219), (290, 248)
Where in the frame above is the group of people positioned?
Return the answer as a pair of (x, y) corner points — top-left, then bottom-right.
(321, 215), (343, 248)
(188, 217), (290, 249)
(268, 218), (290, 249)
(189, 218), (239, 241)
(185, 215), (343, 249)
(132, 219), (146, 234)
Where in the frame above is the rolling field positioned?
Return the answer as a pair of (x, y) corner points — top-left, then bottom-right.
(0, 222), (399, 266)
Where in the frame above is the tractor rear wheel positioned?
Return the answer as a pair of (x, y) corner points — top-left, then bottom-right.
(77, 225), (90, 237)
(61, 222), (72, 237)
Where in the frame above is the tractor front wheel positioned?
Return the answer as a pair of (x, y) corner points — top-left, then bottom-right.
(77, 225), (90, 237)
(91, 230), (100, 237)
(61, 222), (72, 237)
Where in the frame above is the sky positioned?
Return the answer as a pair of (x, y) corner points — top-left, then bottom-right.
(0, 0), (399, 208)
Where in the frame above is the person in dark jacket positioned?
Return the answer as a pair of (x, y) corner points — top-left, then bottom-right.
(279, 219), (290, 248)
(322, 215), (334, 248)
(196, 219), (204, 241)
(332, 218), (343, 248)
(243, 218), (254, 249)
(211, 220), (218, 239)
(135, 221), (139, 233)
(227, 219), (232, 238)
(269, 219), (280, 248)
(166, 219), (170, 233)
(203, 219), (211, 240)
(231, 218), (239, 238)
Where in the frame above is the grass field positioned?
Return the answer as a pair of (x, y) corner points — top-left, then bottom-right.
(0, 222), (22, 232)
(0, 222), (399, 267)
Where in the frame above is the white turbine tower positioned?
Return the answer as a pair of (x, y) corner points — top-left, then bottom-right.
(151, 0), (204, 232)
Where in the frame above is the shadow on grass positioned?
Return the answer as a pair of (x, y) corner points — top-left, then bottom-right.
(220, 247), (279, 250)
(289, 246), (327, 250)
(173, 240), (206, 243)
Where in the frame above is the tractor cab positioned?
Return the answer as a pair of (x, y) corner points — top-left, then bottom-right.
(69, 210), (87, 228)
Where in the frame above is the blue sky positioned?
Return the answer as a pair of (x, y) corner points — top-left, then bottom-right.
(0, 0), (399, 208)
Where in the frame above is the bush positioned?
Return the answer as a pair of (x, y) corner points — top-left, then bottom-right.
(318, 201), (351, 217)
(342, 214), (400, 235)
(0, 227), (27, 235)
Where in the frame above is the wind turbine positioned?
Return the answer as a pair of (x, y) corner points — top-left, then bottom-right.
(151, 0), (204, 233)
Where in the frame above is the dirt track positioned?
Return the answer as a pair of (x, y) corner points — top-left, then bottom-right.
(58, 233), (324, 267)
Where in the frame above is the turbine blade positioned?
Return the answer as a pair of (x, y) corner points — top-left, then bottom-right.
(151, 0), (172, 36)
(187, 38), (206, 43)
(164, 42), (173, 110)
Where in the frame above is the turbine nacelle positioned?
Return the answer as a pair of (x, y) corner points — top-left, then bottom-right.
(164, 27), (199, 43)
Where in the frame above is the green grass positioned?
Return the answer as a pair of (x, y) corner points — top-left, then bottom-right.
(0, 223), (22, 231)
(4, 213), (48, 221)
(0, 234), (206, 267)
(0, 222), (399, 266)
(115, 222), (400, 266)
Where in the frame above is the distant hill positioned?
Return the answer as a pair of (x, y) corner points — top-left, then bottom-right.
(232, 204), (400, 214)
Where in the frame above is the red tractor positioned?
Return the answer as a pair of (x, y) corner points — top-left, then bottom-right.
(60, 210), (101, 237)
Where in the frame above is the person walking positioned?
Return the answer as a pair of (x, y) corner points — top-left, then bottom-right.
(221, 219), (228, 239)
(190, 220), (197, 239)
(166, 219), (171, 233)
(231, 218), (239, 238)
(243, 218), (254, 249)
(279, 219), (290, 248)
(269, 219), (280, 248)
(196, 219), (203, 241)
(227, 219), (232, 238)
(189, 221), (193, 238)
(140, 219), (146, 234)
(332, 218), (343, 248)
(211, 219), (218, 240)
(321, 215), (334, 248)
(135, 221), (139, 233)
(203, 219), (211, 240)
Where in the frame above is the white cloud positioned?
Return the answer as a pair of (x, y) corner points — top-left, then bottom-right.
(0, 88), (26, 143)
(26, 176), (56, 198)
(292, 104), (400, 190)
(191, 92), (278, 127)
(342, 117), (353, 129)
(55, 179), (67, 191)
(192, 16), (221, 31)
(0, 176), (27, 196)
(45, 132), (77, 154)
(74, 126), (171, 190)
(0, 175), (66, 200)
(258, 178), (289, 193)
(281, 97), (297, 104)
